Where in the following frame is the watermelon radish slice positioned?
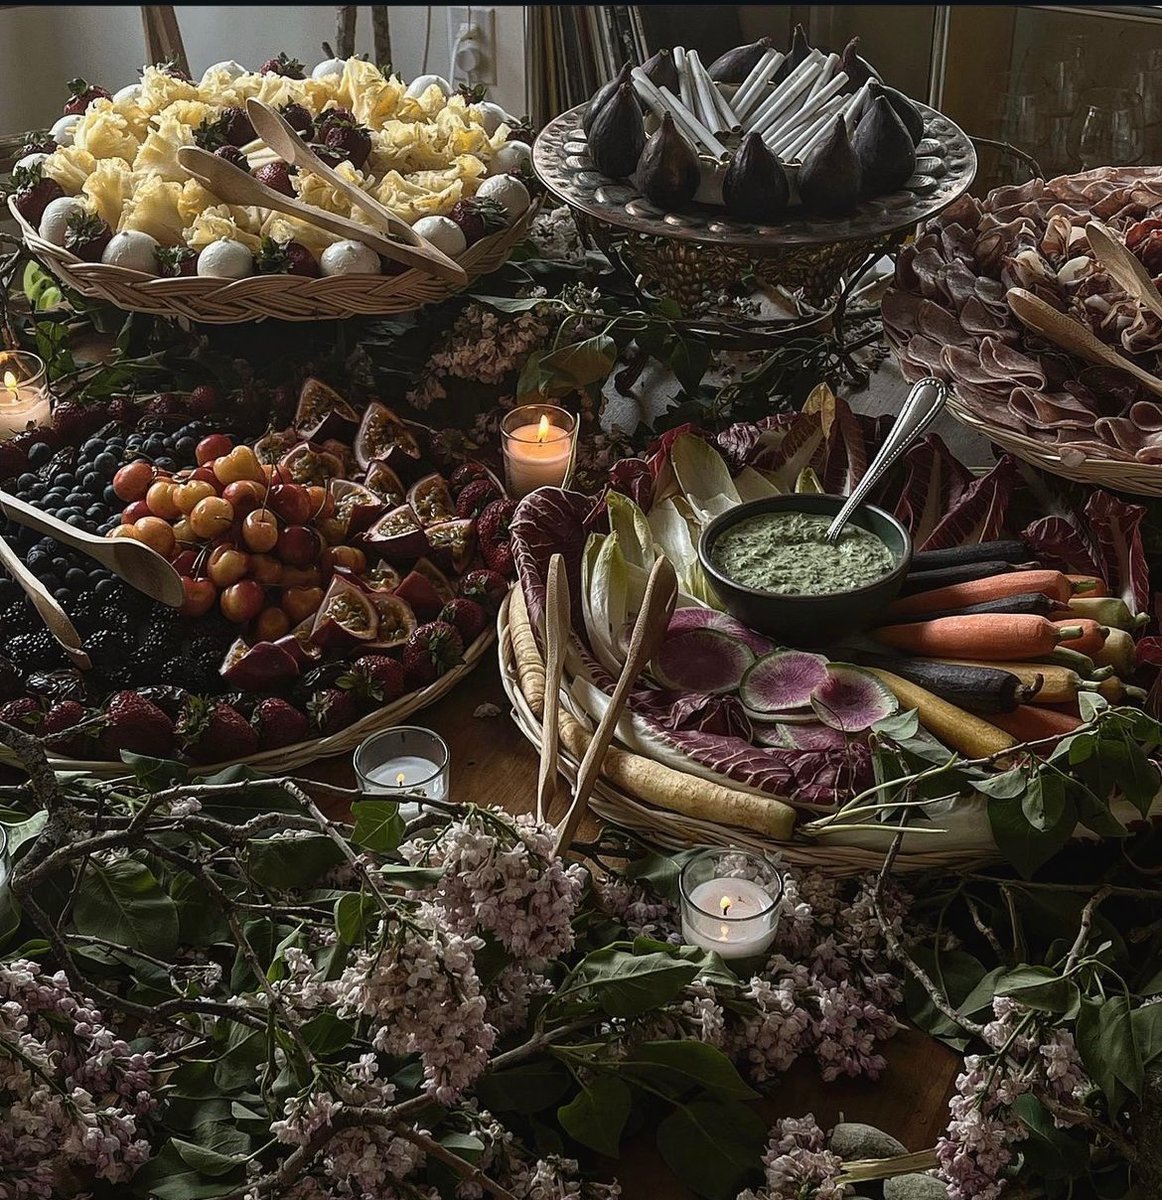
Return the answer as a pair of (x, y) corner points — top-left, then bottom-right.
(651, 629), (755, 695)
(739, 650), (830, 714)
(755, 722), (854, 750)
(810, 664), (898, 732)
(665, 607), (773, 657)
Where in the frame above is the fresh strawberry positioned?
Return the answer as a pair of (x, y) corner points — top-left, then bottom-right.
(449, 460), (492, 493)
(10, 164), (64, 226)
(279, 102), (314, 138)
(146, 392), (181, 418)
(458, 567), (508, 615)
(255, 236), (319, 277)
(157, 246), (198, 277)
(307, 142), (347, 170)
(439, 597), (487, 642)
(51, 401), (105, 444)
(19, 130), (56, 157)
(402, 620), (464, 687)
(41, 700), (89, 756)
(447, 197), (509, 246)
(254, 161), (296, 197)
(63, 211), (112, 261)
(220, 105), (255, 146)
(106, 394), (140, 425)
(477, 497), (517, 575)
(188, 384), (221, 416)
(455, 477), (502, 518)
(320, 106), (357, 126)
(156, 59), (192, 82)
(0, 697), (42, 733)
(317, 109), (371, 168)
(102, 691), (174, 757)
(252, 697), (309, 751)
(64, 77), (110, 115)
(307, 686), (361, 736)
(338, 655), (406, 707)
(260, 52), (305, 79)
(213, 145), (249, 172)
(194, 116), (228, 151)
(179, 697), (258, 763)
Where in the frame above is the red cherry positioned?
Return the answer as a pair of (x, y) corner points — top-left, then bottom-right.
(196, 433), (234, 465)
(179, 575), (218, 617)
(220, 578), (265, 623)
(122, 500), (151, 523)
(276, 524), (321, 567)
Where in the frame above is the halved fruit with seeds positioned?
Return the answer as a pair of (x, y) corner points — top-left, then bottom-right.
(278, 441), (346, 487)
(294, 376), (361, 442)
(310, 576), (380, 650)
(354, 401), (421, 471)
(365, 593), (418, 651)
(363, 504), (429, 560)
(327, 479), (385, 538)
(407, 473), (455, 526)
(426, 517), (476, 573)
(220, 638), (301, 691)
(363, 460), (405, 504)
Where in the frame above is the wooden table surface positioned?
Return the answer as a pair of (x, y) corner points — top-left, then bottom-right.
(304, 655), (959, 1194)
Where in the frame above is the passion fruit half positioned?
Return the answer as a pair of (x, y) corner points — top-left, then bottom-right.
(363, 560), (404, 592)
(274, 620), (325, 670)
(365, 593), (418, 651)
(407, 472), (455, 526)
(394, 557), (455, 618)
(363, 460), (405, 505)
(426, 517), (476, 574)
(294, 376), (361, 442)
(254, 427), (300, 465)
(220, 637), (301, 691)
(310, 575), (379, 651)
(279, 441), (346, 487)
(354, 401), (422, 471)
(363, 503), (430, 561)
(328, 478), (386, 538)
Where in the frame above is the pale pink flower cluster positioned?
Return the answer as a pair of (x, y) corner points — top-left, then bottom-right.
(486, 962), (555, 1035)
(402, 811), (586, 961)
(740, 1114), (849, 1200)
(0, 959), (155, 1197)
(598, 876), (679, 943)
(527, 207), (587, 263)
(336, 909), (496, 1103)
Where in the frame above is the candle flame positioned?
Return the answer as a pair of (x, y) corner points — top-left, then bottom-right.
(396, 771), (406, 787)
(3, 371), (16, 391)
(536, 414), (550, 443)
(719, 895), (732, 916)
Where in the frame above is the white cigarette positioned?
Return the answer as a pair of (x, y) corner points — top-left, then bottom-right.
(745, 52), (823, 134)
(673, 47), (696, 115)
(631, 69), (728, 157)
(692, 52), (737, 132)
(760, 66), (846, 147)
(731, 48), (782, 120)
(807, 53), (840, 100)
(843, 80), (872, 131)
(777, 96), (845, 159)
(686, 50), (724, 135)
(798, 111), (846, 162)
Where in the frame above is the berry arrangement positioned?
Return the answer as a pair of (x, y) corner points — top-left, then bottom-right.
(0, 379), (513, 766)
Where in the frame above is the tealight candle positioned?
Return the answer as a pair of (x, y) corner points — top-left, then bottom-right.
(679, 847), (783, 960)
(354, 726), (450, 806)
(0, 351), (48, 440)
(501, 404), (576, 498)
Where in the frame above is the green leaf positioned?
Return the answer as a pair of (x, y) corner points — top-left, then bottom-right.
(121, 752), (189, 789)
(1115, 732), (1160, 817)
(624, 1040), (757, 1101)
(72, 857), (179, 958)
(997, 966), (1080, 1016)
(130, 1142), (240, 1199)
(474, 294), (554, 313)
(557, 1075), (632, 1157)
(987, 792), (1076, 878)
(247, 835), (343, 890)
(377, 863), (445, 889)
(668, 336), (711, 395)
(351, 799), (403, 853)
(173, 1128), (251, 1177)
(565, 946), (700, 1017)
(971, 766), (1029, 800)
(1, 810), (46, 857)
(1079, 691), (1109, 722)
(171, 871), (229, 946)
(1076, 995), (1143, 1102)
(1021, 772), (1066, 832)
(656, 1100), (766, 1200)
(904, 947), (986, 1046)
(334, 891), (378, 945)
(474, 1056), (572, 1114)
(1064, 731), (1097, 766)
(538, 334), (617, 390)
(301, 1011), (354, 1056)
(439, 1132), (485, 1160)
(1132, 1001), (1162, 1069)
(622, 848), (702, 905)
(1010, 1095), (1089, 1178)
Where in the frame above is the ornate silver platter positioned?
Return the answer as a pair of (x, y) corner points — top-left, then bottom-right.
(533, 101), (977, 312)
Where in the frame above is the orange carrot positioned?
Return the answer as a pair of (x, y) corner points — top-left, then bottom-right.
(886, 570), (1078, 620)
(873, 614), (1085, 660)
(987, 705), (1083, 742)
(1067, 574), (1108, 597)
(1053, 618), (1108, 656)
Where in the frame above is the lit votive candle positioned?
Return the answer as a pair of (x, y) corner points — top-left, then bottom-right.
(679, 847), (784, 960)
(0, 351), (48, 440)
(354, 726), (450, 805)
(501, 404), (576, 498)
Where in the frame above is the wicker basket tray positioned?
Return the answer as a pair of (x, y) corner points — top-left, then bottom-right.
(0, 623), (493, 779)
(8, 197), (537, 324)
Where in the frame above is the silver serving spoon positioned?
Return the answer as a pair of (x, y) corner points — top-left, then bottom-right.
(824, 376), (948, 544)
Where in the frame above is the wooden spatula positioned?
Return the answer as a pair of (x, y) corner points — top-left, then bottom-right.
(553, 556), (678, 857)
(177, 146), (438, 270)
(1086, 220), (1162, 322)
(536, 555), (570, 824)
(0, 532), (90, 669)
(245, 99), (467, 284)
(0, 491), (184, 608)
(1007, 287), (1162, 398)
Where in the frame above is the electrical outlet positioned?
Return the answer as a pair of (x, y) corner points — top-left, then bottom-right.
(447, 5), (496, 86)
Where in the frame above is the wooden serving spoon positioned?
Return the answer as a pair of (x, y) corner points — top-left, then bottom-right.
(536, 554), (570, 824)
(553, 556), (678, 857)
(0, 491), (184, 608)
(1086, 220), (1162, 322)
(0, 532), (90, 670)
(245, 100), (467, 285)
(1007, 287), (1162, 399)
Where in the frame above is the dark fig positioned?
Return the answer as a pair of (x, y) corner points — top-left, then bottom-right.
(840, 37), (876, 90)
(798, 115), (862, 214)
(722, 132), (788, 222)
(637, 112), (700, 209)
(771, 25), (810, 86)
(852, 95), (916, 195)
(640, 48), (678, 92)
(587, 82), (646, 180)
(868, 80), (924, 146)
(583, 62), (633, 134)
(708, 36), (773, 84)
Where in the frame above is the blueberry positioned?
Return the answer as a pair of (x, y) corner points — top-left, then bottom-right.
(65, 568), (88, 589)
(16, 472), (37, 491)
(54, 588), (71, 604)
(95, 578), (117, 599)
(175, 436), (198, 460)
(155, 456), (177, 471)
(103, 485), (118, 506)
(27, 442), (52, 468)
(93, 452), (118, 474)
(40, 573), (60, 591)
(86, 504), (106, 520)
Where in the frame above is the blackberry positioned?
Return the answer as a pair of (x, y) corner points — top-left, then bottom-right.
(2, 602), (36, 635)
(158, 655), (197, 686)
(85, 628), (125, 669)
(8, 630), (65, 671)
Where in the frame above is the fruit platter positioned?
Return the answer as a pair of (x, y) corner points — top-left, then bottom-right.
(502, 388), (1161, 873)
(0, 378), (516, 775)
(532, 28), (976, 309)
(884, 167), (1162, 497)
(7, 54), (538, 322)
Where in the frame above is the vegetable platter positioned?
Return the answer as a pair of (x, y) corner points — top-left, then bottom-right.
(503, 386), (1162, 874)
(8, 55), (537, 322)
(0, 378), (517, 777)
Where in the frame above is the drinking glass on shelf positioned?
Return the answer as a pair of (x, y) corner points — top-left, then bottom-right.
(1042, 36), (1087, 117)
(1000, 91), (1040, 151)
(1068, 87), (1145, 169)
(1134, 47), (1162, 126)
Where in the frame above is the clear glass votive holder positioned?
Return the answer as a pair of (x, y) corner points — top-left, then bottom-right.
(353, 726), (450, 802)
(500, 403), (577, 499)
(0, 350), (49, 440)
(679, 847), (784, 960)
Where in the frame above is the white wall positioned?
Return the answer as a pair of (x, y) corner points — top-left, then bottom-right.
(0, 5), (527, 135)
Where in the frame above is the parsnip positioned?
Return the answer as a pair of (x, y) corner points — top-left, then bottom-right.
(508, 585), (546, 719)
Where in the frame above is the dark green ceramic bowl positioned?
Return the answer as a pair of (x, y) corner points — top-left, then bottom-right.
(697, 494), (912, 646)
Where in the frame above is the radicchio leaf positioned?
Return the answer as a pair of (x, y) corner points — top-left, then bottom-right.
(631, 687), (754, 740)
(883, 434), (974, 546)
(1084, 489), (1151, 615)
(511, 487), (592, 633)
(608, 455), (654, 509)
(918, 455), (1018, 551)
(716, 421), (764, 472)
(1020, 515), (1103, 580)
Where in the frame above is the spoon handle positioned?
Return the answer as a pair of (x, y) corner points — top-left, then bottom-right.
(0, 532), (90, 670)
(825, 376), (947, 543)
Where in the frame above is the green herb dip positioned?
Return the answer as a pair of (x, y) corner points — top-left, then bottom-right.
(712, 511), (895, 595)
